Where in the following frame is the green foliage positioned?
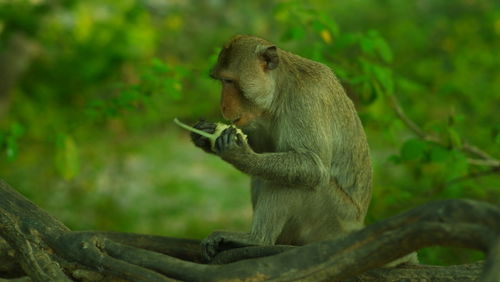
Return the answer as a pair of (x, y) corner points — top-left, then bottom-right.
(85, 58), (189, 121)
(0, 123), (25, 161)
(393, 139), (470, 183)
(0, 0), (498, 266)
(400, 139), (428, 162)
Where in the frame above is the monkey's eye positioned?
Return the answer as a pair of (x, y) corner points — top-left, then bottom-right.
(221, 78), (234, 84)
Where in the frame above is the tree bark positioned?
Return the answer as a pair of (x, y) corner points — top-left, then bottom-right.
(1, 179), (499, 281)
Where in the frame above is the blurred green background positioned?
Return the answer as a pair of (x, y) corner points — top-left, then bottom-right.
(1, 0), (499, 266)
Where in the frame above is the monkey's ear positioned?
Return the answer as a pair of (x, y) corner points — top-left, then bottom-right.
(261, 46), (279, 70)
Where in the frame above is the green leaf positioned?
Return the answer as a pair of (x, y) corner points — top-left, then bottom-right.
(388, 154), (402, 164)
(10, 123), (25, 137)
(317, 14), (339, 37)
(361, 80), (376, 104)
(371, 65), (394, 95)
(397, 77), (424, 93)
(360, 37), (375, 55)
(492, 123), (500, 144)
(447, 128), (462, 149)
(55, 134), (80, 180)
(373, 36), (393, 63)
(349, 75), (369, 85)
(401, 138), (427, 161)
(282, 26), (305, 41)
(6, 136), (18, 161)
(429, 145), (450, 162)
(151, 58), (169, 73)
(2, 123), (25, 161)
(208, 48), (221, 66)
(444, 151), (469, 181)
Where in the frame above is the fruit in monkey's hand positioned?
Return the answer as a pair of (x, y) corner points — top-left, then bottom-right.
(174, 118), (248, 152)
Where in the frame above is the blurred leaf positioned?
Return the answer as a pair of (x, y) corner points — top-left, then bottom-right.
(447, 128), (462, 149)
(320, 29), (332, 44)
(6, 137), (19, 161)
(208, 48), (221, 67)
(444, 151), (469, 181)
(318, 14), (339, 37)
(401, 138), (427, 161)
(282, 26), (305, 41)
(151, 58), (169, 73)
(397, 77), (424, 94)
(360, 37), (375, 55)
(273, 2), (291, 22)
(359, 80), (376, 104)
(370, 79), (382, 103)
(429, 145), (450, 162)
(388, 154), (402, 164)
(428, 122), (447, 135)
(373, 36), (393, 63)
(444, 182), (465, 198)
(371, 65), (394, 95)
(493, 123), (500, 144)
(2, 123), (26, 161)
(165, 14), (183, 31)
(74, 4), (93, 42)
(10, 123), (26, 137)
(55, 134), (80, 180)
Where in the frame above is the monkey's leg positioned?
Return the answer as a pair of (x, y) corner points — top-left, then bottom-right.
(202, 189), (291, 262)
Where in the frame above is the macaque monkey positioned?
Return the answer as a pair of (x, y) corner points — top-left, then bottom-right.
(190, 35), (373, 262)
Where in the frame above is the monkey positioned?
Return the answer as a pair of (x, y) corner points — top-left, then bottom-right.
(190, 34), (374, 262)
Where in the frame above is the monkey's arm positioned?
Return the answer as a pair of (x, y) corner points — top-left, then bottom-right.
(216, 127), (330, 188)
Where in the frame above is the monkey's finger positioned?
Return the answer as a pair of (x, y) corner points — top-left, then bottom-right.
(194, 122), (216, 129)
(214, 136), (221, 153)
(215, 130), (227, 153)
(222, 127), (232, 147)
(190, 132), (209, 142)
(236, 132), (244, 146)
(192, 137), (210, 152)
(193, 135), (209, 146)
(193, 122), (216, 133)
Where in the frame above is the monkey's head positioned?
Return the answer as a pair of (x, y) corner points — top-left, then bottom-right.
(210, 35), (279, 127)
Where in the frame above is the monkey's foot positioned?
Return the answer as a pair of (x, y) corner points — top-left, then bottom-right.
(201, 231), (255, 263)
(201, 234), (220, 262)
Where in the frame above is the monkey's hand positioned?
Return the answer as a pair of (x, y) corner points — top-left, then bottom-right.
(190, 119), (217, 153)
(201, 231), (256, 263)
(215, 127), (253, 162)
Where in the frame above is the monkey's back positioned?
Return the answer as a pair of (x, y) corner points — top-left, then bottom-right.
(252, 49), (373, 244)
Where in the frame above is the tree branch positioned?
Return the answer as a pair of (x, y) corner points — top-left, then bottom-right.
(448, 166), (500, 184)
(387, 93), (500, 168)
(347, 261), (484, 281)
(0, 237), (24, 278)
(481, 238), (500, 282)
(1, 179), (499, 281)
